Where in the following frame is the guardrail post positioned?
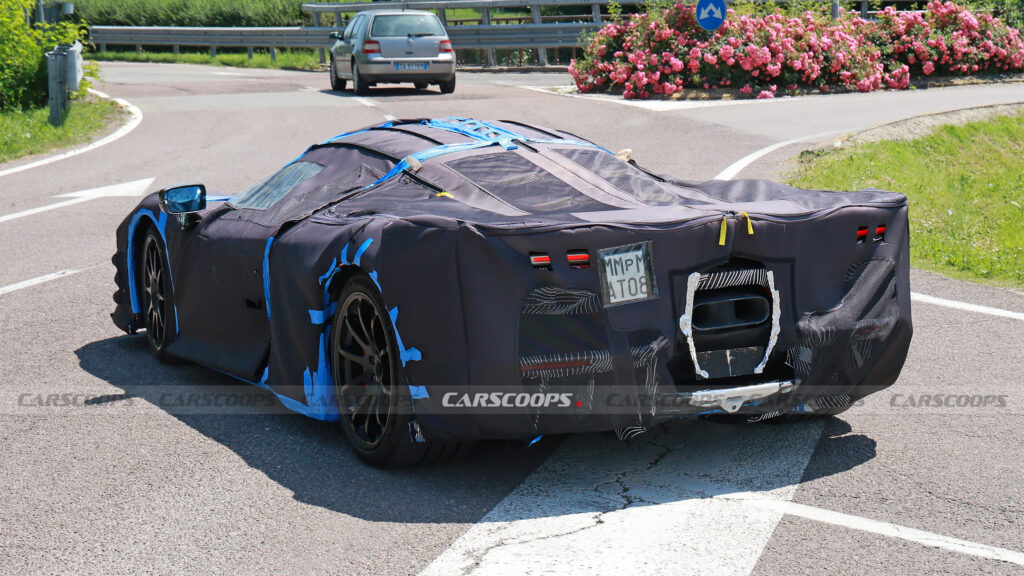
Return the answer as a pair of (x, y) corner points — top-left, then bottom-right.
(210, 45), (217, 58)
(99, 43), (106, 52)
(592, 4), (602, 22)
(247, 46), (254, 59)
(335, 11), (344, 28)
(173, 45), (179, 54)
(312, 12), (326, 64)
(270, 46), (277, 62)
(135, 44), (142, 53)
(831, 0), (839, 19)
(860, 0), (868, 18)
(436, 9), (447, 27)
(481, 8), (497, 67)
(531, 5), (548, 66)
(46, 46), (68, 127)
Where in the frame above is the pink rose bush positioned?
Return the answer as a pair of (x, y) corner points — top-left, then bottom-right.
(569, 1), (1024, 99)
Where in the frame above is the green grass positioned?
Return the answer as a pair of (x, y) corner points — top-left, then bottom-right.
(0, 99), (124, 164)
(788, 113), (1024, 288)
(90, 49), (323, 71)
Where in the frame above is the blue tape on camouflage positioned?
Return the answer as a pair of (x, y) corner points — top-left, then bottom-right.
(263, 236), (275, 322)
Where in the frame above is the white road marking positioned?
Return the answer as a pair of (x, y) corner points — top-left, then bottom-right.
(421, 420), (1024, 575)
(353, 96), (378, 108)
(420, 421), (825, 576)
(0, 89), (143, 179)
(0, 266), (96, 297)
(713, 130), (848, 180)
(517, 85), (834, 112)
(729, 496), (1024, 566)
(911, 291), (1024, 321)
(0, 177), (154, 224)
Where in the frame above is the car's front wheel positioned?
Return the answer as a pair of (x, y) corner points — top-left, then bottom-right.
(139, 228), (177, 362)
(329, 57), (347, 91)
(331, 274), (467, 467)
(351, 61), (369, 95)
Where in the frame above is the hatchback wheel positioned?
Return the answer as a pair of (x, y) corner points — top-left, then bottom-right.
(352, 61), (369, 95)
(438, 75), (455, 94)
(330, 57), (347, 91)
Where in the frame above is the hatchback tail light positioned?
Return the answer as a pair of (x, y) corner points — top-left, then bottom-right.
(362, 40), (380, 54)
(440, 39), (453, 53)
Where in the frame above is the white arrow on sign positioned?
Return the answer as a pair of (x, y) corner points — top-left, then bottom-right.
(0, 177), (155, 224)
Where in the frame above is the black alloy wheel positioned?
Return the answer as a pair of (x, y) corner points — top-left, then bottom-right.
(140, 229), (177, 362)
(331, 274), (469, 467)
(335, 288), (395, 449)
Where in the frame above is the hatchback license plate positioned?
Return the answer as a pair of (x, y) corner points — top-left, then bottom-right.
(395, 62), (428, 70)
(598, 241), (657, 306)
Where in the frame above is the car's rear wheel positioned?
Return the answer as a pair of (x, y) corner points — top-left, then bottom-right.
(329, 57), (347, 91)
(139, 229), (177, 362)
(351, 61), (369, 95)
(331, 274), (468, 467)
(438, 75), (455, 94)
(413, 81), (428, 90)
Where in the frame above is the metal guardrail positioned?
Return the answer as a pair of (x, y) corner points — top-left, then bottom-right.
(89, 23), (599, 65)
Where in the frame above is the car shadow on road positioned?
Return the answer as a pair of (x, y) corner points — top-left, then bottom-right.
(76, 334), (876, 524)
(75, 334), (562, 525)
(321, 87), (454, 99)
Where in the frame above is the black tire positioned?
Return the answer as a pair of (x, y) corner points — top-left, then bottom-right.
(329, 57), (347, 91)
(413, 81), (428, 90)
(330, 274), (468, 467)
(438, 75), (455, 94)
(139, 229), (178, 363)
(351, 61), (369, 95)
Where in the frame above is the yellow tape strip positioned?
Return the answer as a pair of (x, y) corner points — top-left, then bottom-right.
(741, 212), (754, 235)
(719, 216), (727, 246)
(436, 192), (453, 198)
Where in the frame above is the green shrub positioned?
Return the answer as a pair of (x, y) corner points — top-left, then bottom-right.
(74, 0), (308, 27)
(1, 0), (88, 110)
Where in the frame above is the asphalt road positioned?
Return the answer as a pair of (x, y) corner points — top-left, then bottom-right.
(1, 63), (1022, 575)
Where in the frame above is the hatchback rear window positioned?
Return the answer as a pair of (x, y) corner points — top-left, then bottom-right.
(370, 14), (445, 37)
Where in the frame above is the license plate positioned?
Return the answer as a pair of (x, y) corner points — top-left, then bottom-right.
(395, 62), (428, 71)
(598, 241), (658, 306)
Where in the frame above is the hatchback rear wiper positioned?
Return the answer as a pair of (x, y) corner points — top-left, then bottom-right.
(408, 33), (434, 37)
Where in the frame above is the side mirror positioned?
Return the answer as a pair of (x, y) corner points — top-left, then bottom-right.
(159, 184), (206, 215)
(329, 31), (342, 41)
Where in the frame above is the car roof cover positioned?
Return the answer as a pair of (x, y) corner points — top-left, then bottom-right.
(261, 118), (904, 229)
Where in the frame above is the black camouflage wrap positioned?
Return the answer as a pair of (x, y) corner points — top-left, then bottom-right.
(111, 118), (912, 442)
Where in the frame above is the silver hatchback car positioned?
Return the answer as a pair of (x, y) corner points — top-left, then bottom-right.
(328, 10), (456, 95)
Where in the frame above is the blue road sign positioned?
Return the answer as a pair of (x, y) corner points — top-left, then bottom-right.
(696, 0), (727, 31)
